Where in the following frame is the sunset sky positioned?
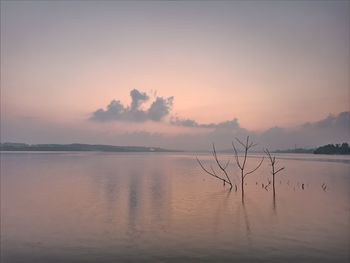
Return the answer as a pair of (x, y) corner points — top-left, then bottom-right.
(1, 1), (349, 150)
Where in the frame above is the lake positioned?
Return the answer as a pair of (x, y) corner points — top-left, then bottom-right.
(1, 152), (349, 262)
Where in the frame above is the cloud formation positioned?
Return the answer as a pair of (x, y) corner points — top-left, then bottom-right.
(91, 89), (244, 130)
(3, 109), (348, 151)
(130, 89), (149, 111)
(170, 117), (240, 129)
(89, 90), (348, 150)
(148, 97), (174, 121)
(91, 89), (173, 122)
(258, 111), (350, 149)
(302, 111), (349, 130)
(166, 111), (349, 150)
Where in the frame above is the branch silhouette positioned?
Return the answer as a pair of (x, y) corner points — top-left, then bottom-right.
(232, 136), (264, 196)
(196, 143), (236, 190)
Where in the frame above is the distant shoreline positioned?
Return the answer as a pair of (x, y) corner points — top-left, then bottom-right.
(1, 143), (349, 155)
(0, 143), (181, 153)
(274, 143), (350, 155)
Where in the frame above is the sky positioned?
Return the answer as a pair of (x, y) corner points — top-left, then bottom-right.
(1, 0), (349, 150)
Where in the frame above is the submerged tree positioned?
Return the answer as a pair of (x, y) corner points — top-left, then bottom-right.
(232, 136), (264, 196)
(196, 143), (236, 191)
(264, 149), (285, 194)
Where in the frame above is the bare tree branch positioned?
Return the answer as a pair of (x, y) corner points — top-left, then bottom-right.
(264, 149), (285, 193)
(244, 156), (265, 178)
(275, 167), (285, 174)
(196, 157), (230, 185)
(196, 142), (235, 190)
(212, 144), (233, 188)
(231, 142), (242, 170)
(235, 137), (246, 149)
(210, 165), (217, 176)
(232, 136), (264, 195)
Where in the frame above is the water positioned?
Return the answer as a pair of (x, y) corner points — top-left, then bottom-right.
(1, 152), (349, 262)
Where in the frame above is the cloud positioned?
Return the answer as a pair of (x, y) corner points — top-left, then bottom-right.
(130, 89), (149, 111)
(258, 111), (350, 150)
(92, 100), (125, 122)
(91, 89), (173, 122)
(3, 109), (348, 151)
(89, 90), (348, 150)
(170, 117), (240, 129)
(91, 89), (242, 129)
(213, 119), (240, 129)
(168, 112), (349, 150)
(302, 111), (349, 129)
(148, 96), (174, 121)
(170, 117), (200, 127)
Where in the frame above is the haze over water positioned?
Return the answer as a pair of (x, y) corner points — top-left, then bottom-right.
(1, 152), (349, 262)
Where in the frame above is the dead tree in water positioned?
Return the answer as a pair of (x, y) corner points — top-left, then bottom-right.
(232, 136), (264, 195)
(264, 149), (285, 193)
(196, 143), (236, 191)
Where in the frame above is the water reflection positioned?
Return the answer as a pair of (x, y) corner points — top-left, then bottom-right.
(272, 190), (277, 214)
(241, 195), (251, 236)
(150, 171), (171, 228)
(1, 152), (349, 262)
(127, 172), (142, 239)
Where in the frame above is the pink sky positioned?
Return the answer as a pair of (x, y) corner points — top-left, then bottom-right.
(1, 1), (349, 150)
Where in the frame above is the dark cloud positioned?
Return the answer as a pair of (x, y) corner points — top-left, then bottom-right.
(130, 89), (149, 111)
(302, 111), (349, 129)
(170, 117), (240, 129)
(168, 112), (349, 150)
(91, 89), (173, 122)
(213, 118), (240, 129)
(89, 90), (349, 150)
(170, 117), (199, 127)
(92, 100), (125, 122)
(4, 110), (348, 151)
(91, 89), (241, 128)
(259, 111), (350, 150)
(148, 97), (174, 121)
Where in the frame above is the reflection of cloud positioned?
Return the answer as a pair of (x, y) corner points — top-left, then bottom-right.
(90, 89), (173, 122)
(128, 173), (141, 234)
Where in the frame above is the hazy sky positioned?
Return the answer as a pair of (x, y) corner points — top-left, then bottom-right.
(1, 1), (349, 150)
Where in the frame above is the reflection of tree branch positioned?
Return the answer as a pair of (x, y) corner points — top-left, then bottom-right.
(241, 195), (251, 238)
(197, 190), (234, 236)
(212, 190), (232, 234)
(264, 180), (272, 191)
(273, 191), (277, 214)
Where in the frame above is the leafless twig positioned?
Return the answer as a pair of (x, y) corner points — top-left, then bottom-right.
(264, 149), (285, 193)
(196, 143), (235, 190)
(232, 136), (264, 195)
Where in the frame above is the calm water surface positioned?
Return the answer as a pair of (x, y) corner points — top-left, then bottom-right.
(1, 152), (349, 262)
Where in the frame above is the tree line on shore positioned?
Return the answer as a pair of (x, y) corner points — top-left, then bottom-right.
(313, 143), (349, 155)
